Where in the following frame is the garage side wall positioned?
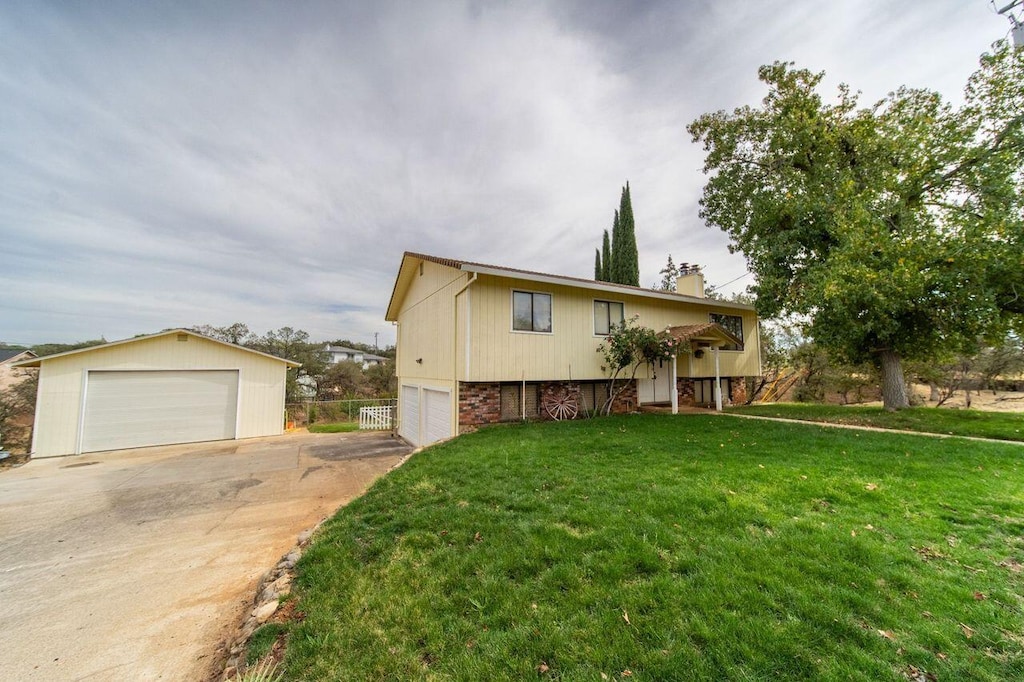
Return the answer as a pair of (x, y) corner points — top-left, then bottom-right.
(31, 335), (289, 458)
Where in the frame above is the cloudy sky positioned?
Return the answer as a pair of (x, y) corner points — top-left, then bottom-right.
(1, 1), (1014, 346)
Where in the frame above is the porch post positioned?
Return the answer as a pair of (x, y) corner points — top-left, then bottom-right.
(671, 354), (679, 415)
(714, 347), (723, 412)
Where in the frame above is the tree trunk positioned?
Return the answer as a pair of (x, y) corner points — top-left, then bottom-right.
(928, 383), (940, 402)
(879, 349), (910, 411)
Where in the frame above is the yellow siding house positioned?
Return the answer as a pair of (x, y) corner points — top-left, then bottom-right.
(385, 253), (761, 447)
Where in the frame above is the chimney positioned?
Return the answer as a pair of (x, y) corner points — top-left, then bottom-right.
(675, 263), (704, 298)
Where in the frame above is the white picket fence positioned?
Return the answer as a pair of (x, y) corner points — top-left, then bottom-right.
(359, 405), (393, 430)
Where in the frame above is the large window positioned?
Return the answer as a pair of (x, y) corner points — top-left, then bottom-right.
(512, 291), (552, 332)
(710, 313), (743, 351)
(593, 300), (625, 335)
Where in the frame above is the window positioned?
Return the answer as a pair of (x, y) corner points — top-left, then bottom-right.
(513, 291), (552, 332)
(593, 300), (625, 335)
(709, 313), (743, 351)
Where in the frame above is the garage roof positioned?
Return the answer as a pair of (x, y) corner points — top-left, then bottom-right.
(12, 329), (302, 368)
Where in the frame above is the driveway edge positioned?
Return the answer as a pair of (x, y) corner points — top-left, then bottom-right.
(212, 447), (419, 680)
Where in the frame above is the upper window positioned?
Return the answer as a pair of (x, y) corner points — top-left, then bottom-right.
(710, 313), (744, 351)
(512, 291), (552, 332)
(594, 300), (624, 335)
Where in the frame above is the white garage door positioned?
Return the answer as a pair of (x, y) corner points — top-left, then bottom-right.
(423, 389), (451, 445)
(81, 370), (239, 453)
(399, 385), (420, 445)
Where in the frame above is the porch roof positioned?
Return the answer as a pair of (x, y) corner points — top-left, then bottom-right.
(661, 322), (742, 348)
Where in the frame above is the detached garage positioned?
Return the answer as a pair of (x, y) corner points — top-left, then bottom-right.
(15, 329), (300, 458)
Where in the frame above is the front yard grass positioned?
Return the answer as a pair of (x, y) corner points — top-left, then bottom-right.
(729, 403), (1024, 442)
(287, 414), (1024, 680)
(306, 422), (360, 434)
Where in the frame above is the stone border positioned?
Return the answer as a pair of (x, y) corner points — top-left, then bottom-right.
(218, 528), (312, 680)
(216, 448), (418, 680)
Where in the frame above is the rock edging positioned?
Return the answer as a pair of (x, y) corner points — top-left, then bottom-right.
(219, 526), (316, 681)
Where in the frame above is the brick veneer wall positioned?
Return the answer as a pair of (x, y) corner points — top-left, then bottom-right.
(458, 379), (640, 426)
(676, 378), (696, 406)
(730, 378), (747, 405)
(458, 382), (501, 426)
(606, 379), (638, 415)
(457, 376), (751, 427)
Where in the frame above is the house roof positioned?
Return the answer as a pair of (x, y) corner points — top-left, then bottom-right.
(385, 251), (755, 321)
(0, 349), (36, 364)
(325, 345), (388, 362)
(11, 329), (302, 368)
(661, 323), (743, 348)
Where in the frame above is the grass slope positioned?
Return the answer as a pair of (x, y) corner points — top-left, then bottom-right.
(729, 403), (1024, 442)
(287, 415), (1024, 681)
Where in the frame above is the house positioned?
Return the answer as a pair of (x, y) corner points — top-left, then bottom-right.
(1, 349), (37, 391)
(12, 329), (300, 458)
(324, 344), (388, 369)
(385, 252), (761, 447)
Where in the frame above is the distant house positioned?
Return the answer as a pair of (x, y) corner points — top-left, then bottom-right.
(1, 349), (37, 391)
(385, 252), (762, 447)
(324, 344), (388, 370)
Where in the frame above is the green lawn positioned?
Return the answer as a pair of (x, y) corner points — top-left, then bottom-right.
(284, 415), (1024, 680)
(728, 403), (1024, 442)
(306, 422), (360, 434)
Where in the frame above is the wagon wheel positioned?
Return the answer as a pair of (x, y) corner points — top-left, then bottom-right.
(543, 389), (579, 421)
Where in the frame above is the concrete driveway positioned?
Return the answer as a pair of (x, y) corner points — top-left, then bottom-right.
(0, 431), (412, 681)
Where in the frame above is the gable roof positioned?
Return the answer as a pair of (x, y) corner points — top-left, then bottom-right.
(0, 349), (36, 364)
(11, 329), (302, 368)
(385, 252), (755, 321)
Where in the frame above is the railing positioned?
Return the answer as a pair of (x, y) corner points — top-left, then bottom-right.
(359, 405), (393, 430)
(285, 398), (396, 428)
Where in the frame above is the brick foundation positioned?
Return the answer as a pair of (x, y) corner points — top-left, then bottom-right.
(458, 379), (640, 426)
(607, 379), (638, 414)
(456, 376), (751, 427)
(730, 378), (747, 405)
(458, 382), (501, 426)
(676, 378), (696, 407)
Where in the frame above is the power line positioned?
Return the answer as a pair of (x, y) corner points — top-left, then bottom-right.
(706, 271), (751, 292)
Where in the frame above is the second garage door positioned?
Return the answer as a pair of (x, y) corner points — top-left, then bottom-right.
(81, 370), (239, 453)
(423, 389), (451, 445)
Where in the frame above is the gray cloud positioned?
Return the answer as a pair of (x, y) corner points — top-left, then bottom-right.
(0, 0), (1009, 345)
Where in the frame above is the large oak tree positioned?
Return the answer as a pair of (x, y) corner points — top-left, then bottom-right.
(688, 41), (1024, 409)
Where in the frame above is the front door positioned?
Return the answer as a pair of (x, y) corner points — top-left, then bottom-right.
(638, 360), (673, 404)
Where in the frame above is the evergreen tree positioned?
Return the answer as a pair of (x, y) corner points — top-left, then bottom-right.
(594, 248), (602, 280)
(657, 254), (679, 290)
(609, 209), (621, 282)
(614, 183), (640, 286)
(601, 229), (612, 281)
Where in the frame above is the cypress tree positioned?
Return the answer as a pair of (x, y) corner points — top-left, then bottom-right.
(609, 209), (622, 283)
(616, 182), (639, 286)
(594, 248), (602, 280)
(601, 228), (612, 281)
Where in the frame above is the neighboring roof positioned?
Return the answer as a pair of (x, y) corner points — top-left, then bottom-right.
(661, 323), (743, 348)
(11, 329), (302, 368)
(325, 344), (360, 353)
(325, 345), (388, 362)
(385, 251), (755, 321)
(0, 349), (37, 364)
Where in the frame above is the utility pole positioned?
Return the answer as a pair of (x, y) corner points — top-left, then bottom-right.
(374, 332), (379, 351)
(996, 0), (1024, 47)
